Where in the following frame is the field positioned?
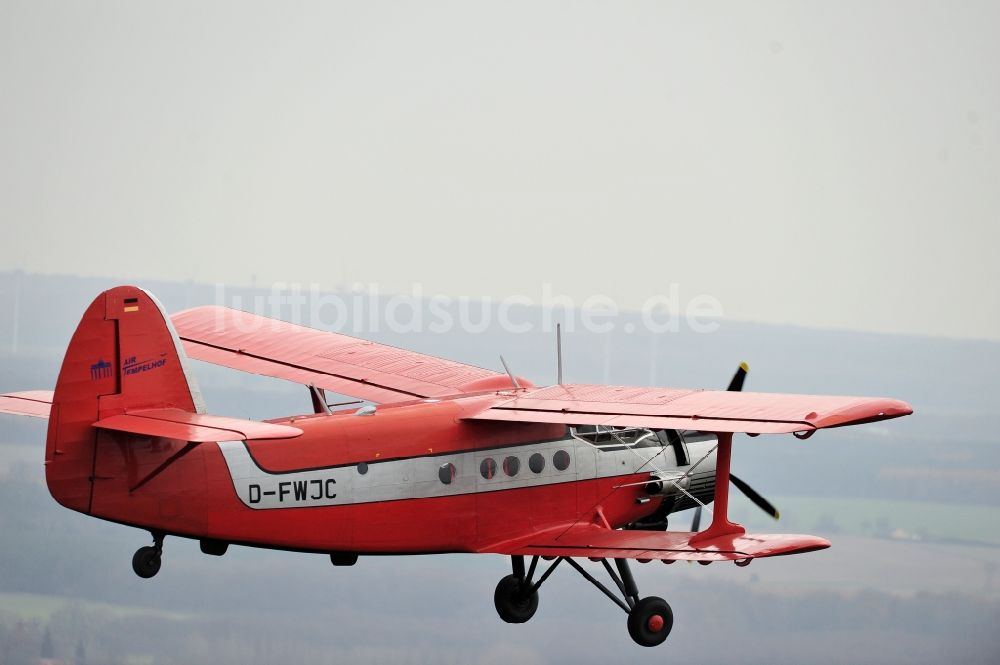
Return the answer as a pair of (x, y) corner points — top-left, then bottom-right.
(0, 591), (194, 622)
(728, 495), (1000, 547)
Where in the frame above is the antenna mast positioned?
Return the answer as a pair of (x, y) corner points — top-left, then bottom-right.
(556, 323), (563, 385)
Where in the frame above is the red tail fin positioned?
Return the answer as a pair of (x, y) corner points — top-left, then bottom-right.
(46, 286), (204, 512)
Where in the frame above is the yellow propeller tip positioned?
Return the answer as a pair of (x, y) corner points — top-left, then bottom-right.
(774, 511), (781, 520)
(739, 362), (749, 372)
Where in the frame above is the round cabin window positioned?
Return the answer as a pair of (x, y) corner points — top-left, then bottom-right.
(502, 456), (520, 477)
(528, 452), (545, 474)
(480, 458), (497, 480)
(438, 462), (456, 485)
(553, 450), (571, 471)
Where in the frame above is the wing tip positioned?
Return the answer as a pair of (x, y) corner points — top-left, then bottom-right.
(0, 391), (54, 418)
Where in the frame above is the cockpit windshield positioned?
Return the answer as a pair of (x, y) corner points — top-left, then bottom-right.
(570, 426), (660, 450)
(570, 426), (692, 465)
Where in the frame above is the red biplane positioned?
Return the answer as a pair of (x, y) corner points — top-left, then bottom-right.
(0, 286), (912, 646)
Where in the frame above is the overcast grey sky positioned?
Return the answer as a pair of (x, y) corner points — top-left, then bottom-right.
(1, 1), (997, 340)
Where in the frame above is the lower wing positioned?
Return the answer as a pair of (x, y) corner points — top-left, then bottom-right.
(479, 523), (830, 562)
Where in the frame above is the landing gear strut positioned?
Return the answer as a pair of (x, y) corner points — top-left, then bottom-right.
(494, 555), (673, 646)
(132, 532), (164, 579)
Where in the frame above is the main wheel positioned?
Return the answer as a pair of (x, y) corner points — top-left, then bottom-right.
(627, 596), (673, 647)
(493, 574), (539, 623)
(132, 546), (161, 579)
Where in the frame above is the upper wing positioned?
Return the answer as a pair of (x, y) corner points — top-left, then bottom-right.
(0, 390), (54, 418)
(171, 306), (504, 404)
(464, 384), (912, 434)
(479, 522), (830, 562)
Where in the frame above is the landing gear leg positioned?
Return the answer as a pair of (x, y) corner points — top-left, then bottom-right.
(563, 557), (673, 647)
(132, 532), (164, 579)
(493, 555), (673, 645)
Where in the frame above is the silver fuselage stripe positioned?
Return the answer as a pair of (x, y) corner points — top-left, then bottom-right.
(217, 438), (717, 510)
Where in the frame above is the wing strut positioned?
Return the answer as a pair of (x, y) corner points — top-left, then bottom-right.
(690, 431), (744, 544)
(309, 385), (332, 415)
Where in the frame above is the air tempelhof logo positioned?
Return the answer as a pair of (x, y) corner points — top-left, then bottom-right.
(122, 354), (168, 376)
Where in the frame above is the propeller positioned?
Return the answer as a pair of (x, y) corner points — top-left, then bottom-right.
(689, 477), (779, 531)
(726, 361), (749, 392)
(730, 473), (780, 520)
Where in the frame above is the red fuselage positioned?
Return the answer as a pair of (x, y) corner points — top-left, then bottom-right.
(59, 394), (703, 555)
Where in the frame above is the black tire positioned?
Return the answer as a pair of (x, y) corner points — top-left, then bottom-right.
(493, 574), (539, 623)
(627, 596), (673, 647)
(132, 546), (161, 579)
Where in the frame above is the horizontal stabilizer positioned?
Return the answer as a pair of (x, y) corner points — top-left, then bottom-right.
(93, 408), (302, 442)
(480, 523), (830, 562)
(0, 391), (54, 418)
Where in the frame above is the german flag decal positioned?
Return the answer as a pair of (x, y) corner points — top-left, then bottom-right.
(123, 297), (139, 313)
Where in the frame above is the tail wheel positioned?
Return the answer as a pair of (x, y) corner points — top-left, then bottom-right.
(493, 574), (539, 623)
(627, 596), (673, 647)
(132, 546), (162, 579)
